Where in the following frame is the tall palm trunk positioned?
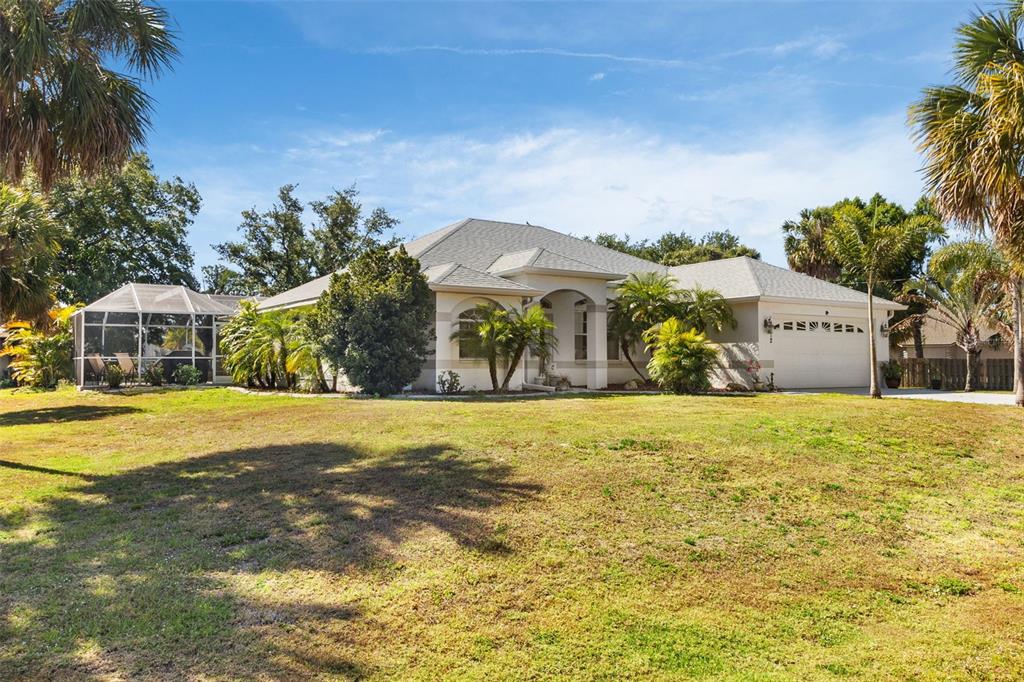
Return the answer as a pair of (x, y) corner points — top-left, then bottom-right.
(487, 352), (499, 392)
(622, 342), (645, 381)
(912, 322), (925, 359)
(1014, 281), (1024, 407)
(500, 345), (527, 392)
(965, 349), (980, 392)
(867, 276), (881, 398)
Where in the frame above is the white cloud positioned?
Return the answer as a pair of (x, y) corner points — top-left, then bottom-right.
(179, 115), (924, 269)
(363, 45), (700, 69)
(589, 72), (605, 82)
(719, 32), (846, 60)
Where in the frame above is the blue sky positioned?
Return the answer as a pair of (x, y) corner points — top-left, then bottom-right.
(148, 0), (971, 271)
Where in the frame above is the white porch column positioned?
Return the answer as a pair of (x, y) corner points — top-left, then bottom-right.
(433, 308), (452, 392)
(586, 303), (608, 389)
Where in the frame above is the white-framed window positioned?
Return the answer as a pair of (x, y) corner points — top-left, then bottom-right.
(574, 300), (587, 361)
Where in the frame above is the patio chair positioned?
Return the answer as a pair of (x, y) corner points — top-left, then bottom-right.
(114, 353), (138, 386)
(86, 354), (106, 386)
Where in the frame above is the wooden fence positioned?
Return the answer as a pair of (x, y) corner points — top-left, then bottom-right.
(898, 358), (1014, 390)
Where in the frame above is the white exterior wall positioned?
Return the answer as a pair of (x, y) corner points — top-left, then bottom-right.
(505, 273), (610, 389)
(415, 291), (529, 392)
(705, 300), (760, 388)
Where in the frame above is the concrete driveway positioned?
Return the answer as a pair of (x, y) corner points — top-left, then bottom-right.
(786, 386), (1018, 406)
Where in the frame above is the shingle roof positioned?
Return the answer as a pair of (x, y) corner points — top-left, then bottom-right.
(424, 262), (542, 294)
(80, 283), (250, 315)
(258, 272), (335, 311)
(487, 246), (623, 279)
(258, 219), (896, 312)
(668, 257), (903, 309)
(406, 218), (663, 275)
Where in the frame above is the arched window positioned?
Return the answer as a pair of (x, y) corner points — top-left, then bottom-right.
(458, 309), (486, 359)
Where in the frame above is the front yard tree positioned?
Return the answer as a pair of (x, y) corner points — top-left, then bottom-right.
(828, 204), (938, 398)
(643, 318), (719, 394)
(676, 286), (736, 334)
(450, 303), (509, 391)
(314, 246), (431, 396)
(0, 0), (178, 190)
(608, 272), (679, 380)
(896, 241), (1007, 392)
(909, 4), (1024, 407)
(498, 305), (557, 392)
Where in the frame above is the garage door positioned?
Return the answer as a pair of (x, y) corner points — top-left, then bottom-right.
(770, 316), (871, 388)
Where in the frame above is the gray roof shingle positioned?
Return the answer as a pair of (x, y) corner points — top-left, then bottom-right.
(407, 218), (662, 275)
(668, 257), (902, 308)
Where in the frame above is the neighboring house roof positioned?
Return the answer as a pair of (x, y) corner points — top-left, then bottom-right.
(895, 310), (1005, 347)
(76, 283), (252, 315)
(668, 256), (904, 310)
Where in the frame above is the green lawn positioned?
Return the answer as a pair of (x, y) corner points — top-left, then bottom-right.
(1, 387), (1023, 680)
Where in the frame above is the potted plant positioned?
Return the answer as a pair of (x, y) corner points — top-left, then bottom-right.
(880, 361), (903, 389)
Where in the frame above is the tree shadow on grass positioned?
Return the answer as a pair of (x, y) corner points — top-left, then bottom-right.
(0, 441), (540, 679)
(0, 405), (142, 427)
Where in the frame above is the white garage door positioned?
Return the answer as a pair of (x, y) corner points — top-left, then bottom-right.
(770, 316), (871, 388)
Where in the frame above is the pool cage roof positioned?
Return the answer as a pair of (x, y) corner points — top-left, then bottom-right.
(76, 283), (248, 316)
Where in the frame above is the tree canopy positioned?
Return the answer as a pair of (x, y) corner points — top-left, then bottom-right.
(47, 154), (200, 303)
(0, 0), (178, 189)
(591, 229), (760, 265)
(311, 246), (432, 396)
(213, 184), (399, 296)
(0, 184), (58, 323)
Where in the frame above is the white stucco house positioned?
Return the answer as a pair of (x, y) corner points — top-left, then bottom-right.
(259, 218), (902, 391)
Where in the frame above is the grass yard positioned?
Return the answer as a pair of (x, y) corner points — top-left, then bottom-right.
(1, 388), (1023, 680)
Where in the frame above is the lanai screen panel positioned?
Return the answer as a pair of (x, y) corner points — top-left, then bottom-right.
(73, 284), (246, 386)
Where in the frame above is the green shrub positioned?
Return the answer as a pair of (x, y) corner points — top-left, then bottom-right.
(1, 306), (77, 388)
(142, 362), (165, 386)
(437, 370), (463, 395)
(172, 364), (203, 386)
(313, 246), (432, 396)
(880, 361), (903, 380)
(106, 363), (124, 388)
(643, 318), (719, 394)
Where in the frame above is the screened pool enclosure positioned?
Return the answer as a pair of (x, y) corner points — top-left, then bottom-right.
(72, 283), (249, 386)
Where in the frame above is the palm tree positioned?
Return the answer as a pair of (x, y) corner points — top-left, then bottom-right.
(450, 303), (509, 391)
(220, 301), (299, 390)
(908, 5), (1024, 406)
(498, 305), (557, 392)
(827, 204), (938, 398)
(782, 207), (842, 281)
(642, 317), (720, 394)
(676, 286), (736, 334)
(895, 241), (1006, 391)
(0, 0), (178, 189)
(608, 272), (679, 380)
(0, 184), (57, 323)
